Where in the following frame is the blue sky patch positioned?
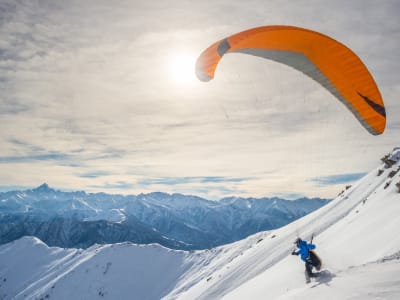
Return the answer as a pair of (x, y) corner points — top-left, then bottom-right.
(311, 173), (366, 186)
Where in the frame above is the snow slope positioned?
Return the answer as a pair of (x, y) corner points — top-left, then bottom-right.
(173, 150), (400, 300)
(1, 149), (400, 299)
(0, 237), (197, 300)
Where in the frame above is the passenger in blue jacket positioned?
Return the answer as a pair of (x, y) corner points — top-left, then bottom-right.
(291, 237), (321, 282)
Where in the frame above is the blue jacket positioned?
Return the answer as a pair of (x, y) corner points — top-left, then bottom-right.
(295, 240), (316, 262)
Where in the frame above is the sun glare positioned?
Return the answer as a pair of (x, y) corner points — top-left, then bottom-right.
(167, 53), (197, 85)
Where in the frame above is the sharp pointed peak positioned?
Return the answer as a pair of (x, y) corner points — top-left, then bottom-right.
(33, 183), (54, 192)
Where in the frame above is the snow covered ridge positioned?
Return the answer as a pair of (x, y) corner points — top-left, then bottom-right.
(0, 237), (196, 300)
(1, 148), (400, 300)
(0, 186), (328, 250)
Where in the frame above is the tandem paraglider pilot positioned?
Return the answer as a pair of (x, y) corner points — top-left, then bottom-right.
(291, 237), (322, 283)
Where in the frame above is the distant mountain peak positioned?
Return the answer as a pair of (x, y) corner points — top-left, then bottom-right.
(33, 183), (54, 192)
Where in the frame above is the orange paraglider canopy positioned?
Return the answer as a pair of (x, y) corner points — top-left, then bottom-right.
(196, 25), (386, 135)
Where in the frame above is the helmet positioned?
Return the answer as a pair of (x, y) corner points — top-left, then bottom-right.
(294, 237), (302, 245)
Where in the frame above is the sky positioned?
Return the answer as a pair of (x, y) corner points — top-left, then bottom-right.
(0, 0), (399, 200)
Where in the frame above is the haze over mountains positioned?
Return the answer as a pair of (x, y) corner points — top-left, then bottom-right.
(0, 185), (328, 249)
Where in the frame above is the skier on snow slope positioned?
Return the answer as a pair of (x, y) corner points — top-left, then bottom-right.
(291, 237), (322, 283)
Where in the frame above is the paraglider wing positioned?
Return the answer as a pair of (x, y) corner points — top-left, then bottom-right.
(195, 25), (386, 135)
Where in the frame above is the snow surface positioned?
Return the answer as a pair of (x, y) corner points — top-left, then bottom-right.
(1, 149), (400, 299)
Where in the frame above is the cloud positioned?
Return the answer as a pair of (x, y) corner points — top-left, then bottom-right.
(0, 153), (69, 163)
(89, 181), (135, 191)
(78, 171), (111, 179)
(311, 173), (367, 186)
(138, 176), (250, 186)
(0, 0), (398, 200)
(274, 192), (312, 200)
(0, 97), (30, 114)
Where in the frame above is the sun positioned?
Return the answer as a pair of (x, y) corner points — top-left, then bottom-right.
(167, 52), (197, 85)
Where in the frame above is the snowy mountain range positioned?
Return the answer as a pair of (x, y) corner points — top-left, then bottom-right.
(0, 185), (328, 250)
(1, 148), (400, 300)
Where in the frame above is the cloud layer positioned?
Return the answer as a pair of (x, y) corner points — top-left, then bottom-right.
(0, 0), (399, 199)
